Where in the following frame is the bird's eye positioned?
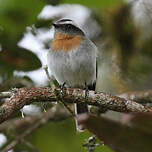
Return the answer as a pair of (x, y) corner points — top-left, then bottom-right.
(67, 24), (71, 28)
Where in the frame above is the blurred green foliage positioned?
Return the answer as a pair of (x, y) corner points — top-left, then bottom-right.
(0, 0), (45, 37)
(11, 119), (113, 152)
(0, 0), (44, 77)
(1, 0), (152, 151)
(63, 0), (123, 8)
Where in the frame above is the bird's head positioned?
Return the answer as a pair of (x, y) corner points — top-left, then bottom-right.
(52, 19), (85, 36)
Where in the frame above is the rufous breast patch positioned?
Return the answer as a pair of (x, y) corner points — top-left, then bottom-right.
(52, 33), (83, 52)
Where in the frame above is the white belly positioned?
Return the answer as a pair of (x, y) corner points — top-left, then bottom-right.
(47, 39), (97, 88)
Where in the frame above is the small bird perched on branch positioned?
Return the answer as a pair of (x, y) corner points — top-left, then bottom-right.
(47, 18), (98, 131)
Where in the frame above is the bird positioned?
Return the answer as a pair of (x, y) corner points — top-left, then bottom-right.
(47, 18), (98, 131)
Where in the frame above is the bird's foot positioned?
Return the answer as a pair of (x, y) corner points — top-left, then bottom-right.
(59, 82), (75, 117)
(60, 82), (66, 96)
(84, 82), (89, 99)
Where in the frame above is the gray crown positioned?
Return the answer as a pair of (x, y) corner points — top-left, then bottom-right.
(52, 19), (85, 36)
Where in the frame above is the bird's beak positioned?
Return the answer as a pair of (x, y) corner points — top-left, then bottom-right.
(52, 23), (59, 28)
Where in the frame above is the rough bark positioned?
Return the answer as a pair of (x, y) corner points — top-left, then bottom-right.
(0, 87), (151, 124)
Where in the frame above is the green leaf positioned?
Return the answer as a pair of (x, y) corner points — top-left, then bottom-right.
(0, 47), (42, 73)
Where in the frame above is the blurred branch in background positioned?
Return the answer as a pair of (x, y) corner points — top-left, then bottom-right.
(119, 89), (152, 103)
(0, 91), (12, 100)
(1, 87), (152, 151)
(1, 106), (70, 152)
(1, 0), (152, 151)
(98, 0), (152, 93)
(78, 112), (152, 152)
(0, 106), (70, 132)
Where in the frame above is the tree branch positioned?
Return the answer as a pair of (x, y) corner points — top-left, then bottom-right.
(119, 90), (152, 103)
(0, 87), (151, 124)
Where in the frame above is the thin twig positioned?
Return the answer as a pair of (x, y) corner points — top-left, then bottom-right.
(8, 131), (40, 152)
(0, 105), (70, 132)
(60, 99), (75, 117)
(1, 107), (70, 152)
(22, 139), (40, 152)
(43, 65), (55, 90)
(0, 116), (40, 132)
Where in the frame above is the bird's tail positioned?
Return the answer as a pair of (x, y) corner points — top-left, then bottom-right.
(74, 82), (96, 131)
(75, 103), (88, 131)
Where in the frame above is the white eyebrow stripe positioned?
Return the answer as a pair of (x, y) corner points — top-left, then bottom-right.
(57, 20), (74, 25)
